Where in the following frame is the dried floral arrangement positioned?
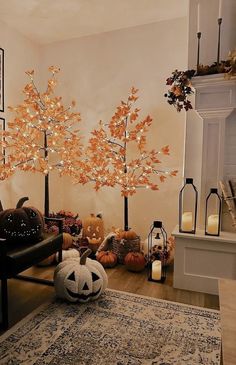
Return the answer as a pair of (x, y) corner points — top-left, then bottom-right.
(164, 69), (195, 112)
(164, 49), (236, 112)
(46, 210), (82, 236)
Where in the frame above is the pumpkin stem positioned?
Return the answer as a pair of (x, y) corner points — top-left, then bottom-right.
(16, 197), (29, 208)
(0, 201), (3, 212)
(80, 248), (92, 265)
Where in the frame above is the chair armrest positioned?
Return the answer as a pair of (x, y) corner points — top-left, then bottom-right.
(0, 238), (7, 256)
(44, 217), (63, 234)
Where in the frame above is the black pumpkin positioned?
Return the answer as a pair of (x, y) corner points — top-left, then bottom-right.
(0, 197), (44, 243)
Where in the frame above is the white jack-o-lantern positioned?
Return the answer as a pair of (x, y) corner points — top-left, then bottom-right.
(54, 249), (108, 302)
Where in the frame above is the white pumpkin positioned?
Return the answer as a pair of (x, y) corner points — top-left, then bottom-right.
(55, 248), (80, 262)
(54, 249), (108, 303)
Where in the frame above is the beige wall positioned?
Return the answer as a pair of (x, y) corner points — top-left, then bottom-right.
(40, 17), (188, 239)
(0, 19), (44, 211)
(188, 0), (236, 69)
(0, 16), (188, 239)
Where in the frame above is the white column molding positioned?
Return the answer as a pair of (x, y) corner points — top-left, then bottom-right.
(186, 74), (236, 228)
(197, 109), (234, 120)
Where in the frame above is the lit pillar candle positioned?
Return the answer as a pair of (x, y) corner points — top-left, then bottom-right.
(219, 0), (222, 18)
(152, 260), (162, 280)
(197, 3), (200, 32)
(182, 212), (193, 232)
(207, 214), (219, 234)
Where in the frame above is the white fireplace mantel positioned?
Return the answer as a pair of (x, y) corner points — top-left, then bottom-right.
(186, 74), (236, 229)
(192, 74), (236, 117)
(173, 74), (236, 295)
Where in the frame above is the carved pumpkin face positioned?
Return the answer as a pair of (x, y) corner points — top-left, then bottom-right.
(82, 214), (104, 250)
(54, 249), (108, 303)
(0, 197), (44, 243)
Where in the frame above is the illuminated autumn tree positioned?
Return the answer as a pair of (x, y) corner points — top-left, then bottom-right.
(74, 87), (177, 231)
(0, 67), (82, 216)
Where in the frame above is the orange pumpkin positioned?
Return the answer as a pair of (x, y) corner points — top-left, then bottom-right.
(117, 229), (138, 240)
(82, 214), (104, 252)
(62, 232), (73, 250)
(124, 252), (146, 272)
(96, 251), (117, 268)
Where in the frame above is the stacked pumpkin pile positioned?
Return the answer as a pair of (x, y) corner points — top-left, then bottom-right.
(96, 228), (146, 272)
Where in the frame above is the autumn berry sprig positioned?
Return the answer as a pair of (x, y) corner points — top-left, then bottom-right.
(164, 69), (195, 112)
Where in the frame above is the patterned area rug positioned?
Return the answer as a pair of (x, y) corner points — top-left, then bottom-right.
(0, 290), (221, 365)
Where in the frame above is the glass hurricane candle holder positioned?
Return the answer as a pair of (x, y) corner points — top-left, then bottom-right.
(205, 188), (222, 236)
(147, 221), (167, 283)
(179, 178), (198, 234)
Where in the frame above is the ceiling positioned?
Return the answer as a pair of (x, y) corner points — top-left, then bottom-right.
(0, 0), (188, 45)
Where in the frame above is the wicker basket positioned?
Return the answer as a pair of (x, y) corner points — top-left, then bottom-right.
(111, 236), (141, 263)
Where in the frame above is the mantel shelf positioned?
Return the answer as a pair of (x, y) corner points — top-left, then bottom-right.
(192, 72), (236, 113)
(192, 74), (236, 89)
(173, 225), (236, 243)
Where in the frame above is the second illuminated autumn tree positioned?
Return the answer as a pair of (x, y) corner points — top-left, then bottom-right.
(74, 87), (177, 230)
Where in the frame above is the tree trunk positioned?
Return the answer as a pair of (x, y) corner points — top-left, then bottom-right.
(123, 116), (129, 231)
(45, 173), (49, 217)
(124, 196), (128, 231)
(44, 131), (49, 217)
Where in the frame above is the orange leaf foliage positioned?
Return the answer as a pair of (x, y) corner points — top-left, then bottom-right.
(0, 67), (82, 180)
(73, 88), (177, 196)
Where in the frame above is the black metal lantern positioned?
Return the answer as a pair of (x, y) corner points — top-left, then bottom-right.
(179, 178), (198, 234)
(205, 188), (222, 236)
(147, 221), (167, 283)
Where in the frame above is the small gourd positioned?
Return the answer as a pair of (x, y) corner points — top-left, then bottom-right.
(54, 249), (108, 302)
(124, 252), (146, 272)
(62, 232), (74, 250)
(96, 251), (117, 268)
(116, 229), (138, 241)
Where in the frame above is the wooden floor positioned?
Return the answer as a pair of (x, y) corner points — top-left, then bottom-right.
(219, 279), (236, 365)
(1, 263), (219, 333)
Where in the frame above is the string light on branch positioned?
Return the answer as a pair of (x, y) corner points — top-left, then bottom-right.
(73, 87), (177, 197)
(0, 66), (83, 197)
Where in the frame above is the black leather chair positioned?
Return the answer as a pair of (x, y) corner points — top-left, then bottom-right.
(0, 217), (63, 329)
